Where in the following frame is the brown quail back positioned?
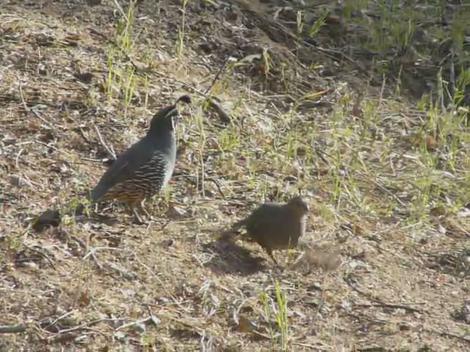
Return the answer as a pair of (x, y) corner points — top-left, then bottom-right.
(236, 196), (309, 263)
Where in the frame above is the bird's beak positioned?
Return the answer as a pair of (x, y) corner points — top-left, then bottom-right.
(172, 95), (191, 128)
(175, 114), (183, 129)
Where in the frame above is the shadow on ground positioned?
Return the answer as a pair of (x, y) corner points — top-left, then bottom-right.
(203, 238), (267, 276)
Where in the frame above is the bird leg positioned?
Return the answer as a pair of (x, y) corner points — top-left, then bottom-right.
(264, 248), (279, 266)
(132, 207), (145, 225)
(128, 201), (145, 225)
(138, 199), (152, 219)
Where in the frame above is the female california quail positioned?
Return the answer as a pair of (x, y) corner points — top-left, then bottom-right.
(90, 95), (191, 222)
(231, 196), (309, 264)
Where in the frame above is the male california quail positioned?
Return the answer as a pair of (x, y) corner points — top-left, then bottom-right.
(33, 95), (191, 230)
(90, 95), (191, 222)
(230, 196), (309, 264)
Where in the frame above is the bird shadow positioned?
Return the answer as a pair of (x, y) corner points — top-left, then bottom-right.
(75, 213), (121, 227)
(202, 237), (268, 276)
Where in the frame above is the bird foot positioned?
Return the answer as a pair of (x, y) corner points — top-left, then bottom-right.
(132, 217), (146, 225)
(130, 202), (154, 225)
(131, 208), (146, 225)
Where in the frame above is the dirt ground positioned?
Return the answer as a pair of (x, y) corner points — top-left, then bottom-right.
(0, 1), (469, 351)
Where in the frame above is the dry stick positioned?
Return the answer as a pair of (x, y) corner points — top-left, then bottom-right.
(426, 328), (470, 344)
(89, 251), (104, 270)
(17, 78), (55, 129)
(203, 56), (230, 95)
(115, 316), (157, 331)
(104, 261), (137, 280)
(356, 302), (425, 313)
(15, 148), (23, 169)
(357, 172), (407, 207)
(199, 151), (205, 197)
(41, 310), (76, 332)
(449, 49), (456, 100)
(23, 244), (56, 269)
(292, 341), (330, 351)
(0, 325), (27, 334)
(82, 246), (126, 261)
(378, 74), (386, 108)
(112, 0), (127, 20)
(315, 144), (406, 207)
(206, 177), (225, 198)
(93, 123), (117, 160)
(77, 126), (93, 145)
(46, 318), (112, 340)
(131, 255), (188, 312)
(344, 275), (424, 314)
(179, 175), (225, 198)
(48, 332), (83, 344)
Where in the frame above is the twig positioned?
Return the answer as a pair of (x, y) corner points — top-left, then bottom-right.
(46, 318), (111, 339)
(179, 175), (225, 198)
(89, 251), (104, 270)
(41, 310), (76, 331)
(356, 303), (423, 314)
(48, 332), (82, 344)
(104, 261), (137, 280)
(93, 123), (116, 160)
(132, 255), (185, 309)
(359, 173), (407, 207)
(82, 246), (125, 260)
(69, 235), (87, 251)
(112, 0), (127, 20)
(206, 177), (226, 199)
(0, 324), (27, 334)
(449, 48), (455, 100)
(292, 341), (330, 350)
(24, 244), (56, 269)
(204, 56), (230, 95)
(345, 274), (424, 314)
(17, 78), (55, 129)
(77, 126), (92, 145)
(426, 328), (470, 344)
(116, 316), (158, 331)
(15, 148), (23, 169)
(379, 73), (386, 108)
